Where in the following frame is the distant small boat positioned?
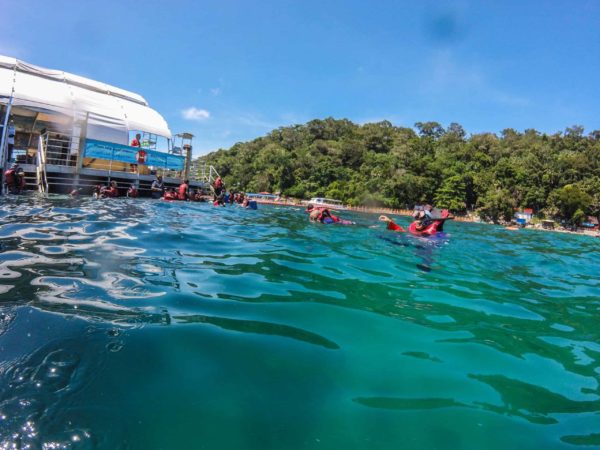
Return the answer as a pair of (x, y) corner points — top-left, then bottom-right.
(307, 197), (347, 210)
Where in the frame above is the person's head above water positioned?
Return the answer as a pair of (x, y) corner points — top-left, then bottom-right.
(413, 210), (425, 220)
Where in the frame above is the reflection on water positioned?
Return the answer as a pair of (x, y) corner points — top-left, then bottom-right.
(0, 195), (599, 449)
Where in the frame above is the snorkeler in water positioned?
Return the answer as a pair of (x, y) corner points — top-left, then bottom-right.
(306, 204), (354, 225)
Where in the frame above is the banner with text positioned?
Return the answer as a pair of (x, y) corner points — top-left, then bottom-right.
(84, 139), (185, 170)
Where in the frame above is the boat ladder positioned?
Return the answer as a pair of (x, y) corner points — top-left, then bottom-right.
(36, 134), (49, 193)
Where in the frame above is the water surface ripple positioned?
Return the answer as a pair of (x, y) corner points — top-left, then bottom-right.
(0, 196), (599, 449)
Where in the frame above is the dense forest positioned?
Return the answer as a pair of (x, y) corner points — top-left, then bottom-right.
(197, 119), (600, 224)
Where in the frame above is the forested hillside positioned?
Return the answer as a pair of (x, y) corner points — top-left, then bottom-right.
(198, 119), (600, 224)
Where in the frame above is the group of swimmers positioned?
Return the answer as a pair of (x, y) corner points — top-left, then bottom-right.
(84, 175), (255, 209)
(306, 202), (451, 236)
(210, 176), (255, 208)
(4, 166), (444, 233)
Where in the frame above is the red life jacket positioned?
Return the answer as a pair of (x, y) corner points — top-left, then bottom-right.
(4, 169), (15, 186)
(387, 221), (405, 232)
(135, 149), (147, 164)
(164, 191), (178, 200)
(4, 169), (25, 189)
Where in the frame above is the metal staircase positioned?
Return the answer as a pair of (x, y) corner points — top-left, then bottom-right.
(36, 134), (49, 193)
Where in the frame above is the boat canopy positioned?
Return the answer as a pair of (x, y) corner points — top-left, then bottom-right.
(0, 55), (171, 144)
(310, 197), (343, 205)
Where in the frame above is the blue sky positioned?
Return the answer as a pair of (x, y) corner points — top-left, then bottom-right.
(2, 0), (599, 155)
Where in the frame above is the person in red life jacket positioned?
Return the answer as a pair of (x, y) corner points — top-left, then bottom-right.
(213, 191), (225, 206)
(409, 205), (436, 230)
(178, 179), (189, 200)
(129, 134), (142, 172)
(306, 204), (354, 224)
(378, 215), (405, 232)
(127, 184), (139, 198)
(163, 188), (178, 200)
(306, 204), (332, 222)
(101, 180), (119, 198)
(380, 209), (453, 235)
(212, 176), (224, 200)
(4, 163), (26, 194)
(130, 133), (141, 147)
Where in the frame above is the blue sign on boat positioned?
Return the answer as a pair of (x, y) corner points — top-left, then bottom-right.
(84, 139), (185, 170)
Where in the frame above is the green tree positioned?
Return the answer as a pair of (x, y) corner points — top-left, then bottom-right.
(197, 118), (600, 222)
(433, 175), (466, 212)
(477, 188), (515, 224)
(547, 185), (592, 224)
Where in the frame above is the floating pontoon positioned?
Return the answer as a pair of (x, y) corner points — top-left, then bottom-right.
(0, 55), (218, 195)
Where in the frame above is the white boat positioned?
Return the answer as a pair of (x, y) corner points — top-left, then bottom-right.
(307, 197), (347, 210)
(0, 55), (219, 195)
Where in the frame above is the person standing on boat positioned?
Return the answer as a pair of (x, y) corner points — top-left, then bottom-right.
(151, 175), (165, 199)
(130, 133), (141, 147)
(129, 133), (142, 173)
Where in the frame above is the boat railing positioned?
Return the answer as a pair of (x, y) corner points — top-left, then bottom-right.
(191, 163), (220, 185)
(43, 132), (77, 167)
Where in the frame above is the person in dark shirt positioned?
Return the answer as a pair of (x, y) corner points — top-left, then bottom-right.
(151, 175), (164, 199)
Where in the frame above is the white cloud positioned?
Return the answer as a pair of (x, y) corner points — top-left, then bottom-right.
(181, 107), (210, 121)
(210, 87), (222, 96)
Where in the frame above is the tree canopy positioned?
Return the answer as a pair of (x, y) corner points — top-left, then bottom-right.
(197, 118), (600, 223)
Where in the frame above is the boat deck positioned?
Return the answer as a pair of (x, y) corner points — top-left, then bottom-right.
(19, 164), (207, 196)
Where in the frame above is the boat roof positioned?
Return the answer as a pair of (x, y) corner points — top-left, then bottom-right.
(247, 193), (278, 198)
(0, 55), (171, 141)
(310, 197), (342, 203)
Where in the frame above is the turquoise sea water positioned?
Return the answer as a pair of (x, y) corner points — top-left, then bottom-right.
(0, 196), (599, 449)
